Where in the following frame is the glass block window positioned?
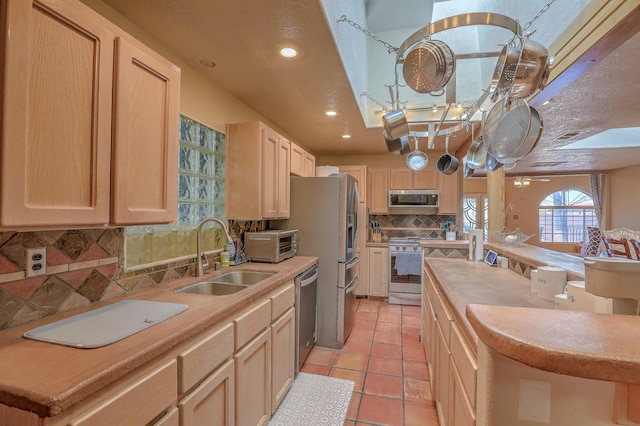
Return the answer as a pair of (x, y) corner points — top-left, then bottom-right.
(178, 115), (226, 227)
(125, 115), (226, 269)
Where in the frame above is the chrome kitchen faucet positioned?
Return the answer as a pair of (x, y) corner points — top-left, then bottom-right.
(196, 217), (233, 277)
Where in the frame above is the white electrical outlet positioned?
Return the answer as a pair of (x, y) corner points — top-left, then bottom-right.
(26, 247), (47, 277)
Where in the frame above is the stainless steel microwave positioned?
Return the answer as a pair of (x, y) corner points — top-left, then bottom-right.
(244, 230), (297, 263)
(388, 189), (439, 213)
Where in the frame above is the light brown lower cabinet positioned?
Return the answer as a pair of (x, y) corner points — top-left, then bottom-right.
(271, 308), (295, 413)
(423, 261), (477, 426)
(449, 361), (476, 426)
(178, 360), (234, 426)
(0, 282), (296, 426)
(235, 328), (272, 426)
(70, 360), (178, 426)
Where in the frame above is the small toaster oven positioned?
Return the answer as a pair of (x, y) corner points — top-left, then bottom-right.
(244, 230), (298, 263)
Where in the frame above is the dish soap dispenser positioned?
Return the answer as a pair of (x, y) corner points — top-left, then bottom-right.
(220, 247), (230, 268)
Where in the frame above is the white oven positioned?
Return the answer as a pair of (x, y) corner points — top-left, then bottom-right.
(388, 237), (422, 305)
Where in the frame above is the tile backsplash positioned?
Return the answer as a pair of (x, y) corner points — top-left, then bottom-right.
(0, 219), (266, 330)
(370, 214), (458, 240)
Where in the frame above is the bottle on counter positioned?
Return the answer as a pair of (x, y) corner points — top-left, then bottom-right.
(220, 249), (230, 268)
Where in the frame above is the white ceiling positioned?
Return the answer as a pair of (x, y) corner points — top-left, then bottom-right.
(94, 0), (640, 176)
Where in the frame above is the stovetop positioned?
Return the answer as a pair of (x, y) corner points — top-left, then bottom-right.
(389, 237), (422, 245)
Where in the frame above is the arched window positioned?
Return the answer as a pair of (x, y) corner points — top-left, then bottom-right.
(538, 190), (598, 243)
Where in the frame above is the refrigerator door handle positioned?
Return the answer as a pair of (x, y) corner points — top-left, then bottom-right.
(345, 277), (359, 294)
(346, 256), (360, 271)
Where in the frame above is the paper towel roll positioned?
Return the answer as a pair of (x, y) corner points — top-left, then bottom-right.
(537, 266), (567, 301)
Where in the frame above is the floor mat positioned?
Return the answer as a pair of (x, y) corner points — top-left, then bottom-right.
(269, 372), (355, 426)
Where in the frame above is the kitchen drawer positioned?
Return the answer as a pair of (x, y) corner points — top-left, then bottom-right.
(153, 407), (179, 426)
(450, 322), (477, 408)
(270, 283), (295, 321)
(435, 293), (454, 346)
(70, 359), (177, 426)
(178, 322), (234, 394)
(234, 298), (271, 350)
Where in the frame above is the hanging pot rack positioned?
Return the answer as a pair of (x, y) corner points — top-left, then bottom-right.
(339, 8), (555, 144)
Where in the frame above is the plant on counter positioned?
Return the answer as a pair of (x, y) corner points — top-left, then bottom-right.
(440, 220), (456, 232)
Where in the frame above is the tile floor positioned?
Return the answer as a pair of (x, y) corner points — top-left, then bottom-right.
(300, 299), (440, 426)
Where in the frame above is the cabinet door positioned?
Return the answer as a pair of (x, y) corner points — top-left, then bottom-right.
(389, 168), (413, 189)
(368, 247), (389, 298)
(1, 0), (113, 228)
(290, 142), (305, 176)
(261, 128), (280, 218)
(437, 169), (461, 215)
(449, 361), (476, 426)
(414, 169), (437, 189)
(304, 152), (316, 177)
(368, 168), (389, 214)
(271, 308), (295, 413)
(179, 359), (234, 426)
(235, 328), (272, 426)
(435, 321), (452, 426)
(339, 165), (367, 203)
(111, 36), (180, 225)
(276, 139), (291, 218)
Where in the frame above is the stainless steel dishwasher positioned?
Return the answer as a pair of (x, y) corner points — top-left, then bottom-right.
(295, 264), (318, 372)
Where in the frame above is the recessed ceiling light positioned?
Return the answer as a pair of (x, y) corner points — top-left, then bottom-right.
(194, 55), (216, 68)
(280, 47), (298, 58)
(342, 134), (351, 139)
(325, 110), (338, 116)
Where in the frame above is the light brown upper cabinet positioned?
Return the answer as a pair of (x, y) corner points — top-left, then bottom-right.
(368, 168), (389, 214)
(226, 122), (291, 220)
(339, 165), (367, 204)
(437, 169), (461, 215)
(389, 168), (437, 190)
(0, 0), (180, 230)
(290, 142), (315, 177)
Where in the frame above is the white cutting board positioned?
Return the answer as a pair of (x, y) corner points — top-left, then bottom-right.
(23, 300), (188, 348)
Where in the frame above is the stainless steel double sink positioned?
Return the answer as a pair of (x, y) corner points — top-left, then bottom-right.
(176, 271), (275, 296)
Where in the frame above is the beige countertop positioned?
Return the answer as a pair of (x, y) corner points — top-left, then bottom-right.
(0, 256), (317, 417)
(425, 258), (554, 351)
(467, 304), (640, 385)
(489, 243), (586, 280)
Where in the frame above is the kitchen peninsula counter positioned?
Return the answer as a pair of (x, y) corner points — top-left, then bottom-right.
(424, 258), (554, 352)
(427, 254), (640, 425)
(0, 256), (317, 418)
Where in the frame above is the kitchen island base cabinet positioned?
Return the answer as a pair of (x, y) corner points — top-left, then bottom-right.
(477, 343), (622, 426)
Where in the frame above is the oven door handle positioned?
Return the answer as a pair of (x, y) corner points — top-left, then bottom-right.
(299, 270), (318, 287)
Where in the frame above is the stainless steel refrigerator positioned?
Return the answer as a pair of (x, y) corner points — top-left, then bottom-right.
(284, 174), (360, 349)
